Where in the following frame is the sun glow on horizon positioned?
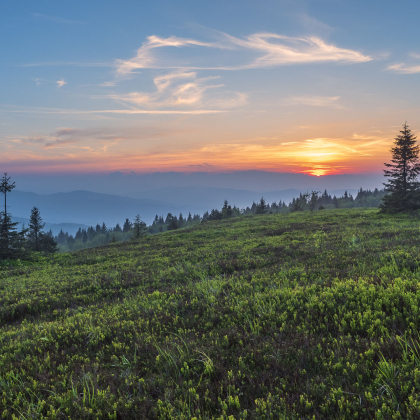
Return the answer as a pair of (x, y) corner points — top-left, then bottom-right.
(1, 132), (393, 175)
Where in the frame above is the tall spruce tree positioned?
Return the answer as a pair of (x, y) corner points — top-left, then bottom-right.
(28, 207), (57, 253)
(28, 207), (45, 252)
(0, 172), (15, 216)
(0, 173), (19, 260)
(381, 123), (420, 213)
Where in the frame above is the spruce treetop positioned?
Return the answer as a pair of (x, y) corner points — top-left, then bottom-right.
(381, 122), (420, 212)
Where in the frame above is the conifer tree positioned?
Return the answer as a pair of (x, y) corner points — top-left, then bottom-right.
(28, 207), (45, 251)
(381, 123), (420, 212)
(40, 230), (57, 254)
(222, 200), (233, 218)
(123, 218), (132, 232)
(0, 173), (20, 259)
(75, 228), (83, 240)
(0, 212), (21, 260)
(57, 229), (67, 244)
(87, 226), (95, 241)
(308, 191), (320, 212)
(255, 197), (268, 214)
(0, 172), (15, 216)
(133, 214), (147, 238)
(166, 213), (179, 230)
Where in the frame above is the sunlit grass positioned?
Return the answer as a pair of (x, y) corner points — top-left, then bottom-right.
(2, 208), (420, 418)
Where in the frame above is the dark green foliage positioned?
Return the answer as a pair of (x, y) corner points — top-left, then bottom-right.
(133, 214), (148, 238)
(40, 230), (58, 254)
(290, 192), (309, 212)
(57, 229), (68, 244)
(28, 207), (45, 252)
(27, 207), (58, 254)
(207, 208), (223, 221)
(166, 213), (179, 231)
(0, 173), (20, 261)
(255, 197), (268, 214)
(0, 212), (25, 260)
(222, 200), (234, 218)
(308, 191), (320, 212)
(381, 123), (420, 213)
(123, 218), (132, 233)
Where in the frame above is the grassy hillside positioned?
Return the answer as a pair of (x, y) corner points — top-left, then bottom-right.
(2, 209), (420, 419)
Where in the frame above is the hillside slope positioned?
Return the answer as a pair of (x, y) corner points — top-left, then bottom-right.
(1, 209), (420, 419)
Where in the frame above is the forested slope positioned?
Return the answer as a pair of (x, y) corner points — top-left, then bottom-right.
(2, 209), (420, 419)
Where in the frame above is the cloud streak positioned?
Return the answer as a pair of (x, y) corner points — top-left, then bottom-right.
(387, 63), (420, 74)
(116, 31), (372, 74)
(0, 106), (224, 115)
(115, 35), (225, 74)
(290, 96), (341, 107)
(102, 70), (245, 110)
(9, 126), (192, 149)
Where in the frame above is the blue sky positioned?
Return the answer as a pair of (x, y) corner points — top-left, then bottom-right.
(1, 0), (420, 176)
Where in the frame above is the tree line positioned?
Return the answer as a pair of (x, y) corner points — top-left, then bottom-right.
(56, 215), (148, 252)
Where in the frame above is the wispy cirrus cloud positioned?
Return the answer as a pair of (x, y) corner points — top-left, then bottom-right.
(8, 126), (191, 149)
(99, 81), (116, 87)
(104, 70), (246, 110)
(19, 29), (371, 75)
(116, 31), (372, 75)
(115, 35), (225, 74)
(387, 62), (420, 74)
(289, 96), (341, 107)
(222, 33), (371, 68)
(0, 106), (224, 116)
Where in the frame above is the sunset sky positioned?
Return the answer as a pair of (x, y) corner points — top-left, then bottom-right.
(2, 0), (420, 176)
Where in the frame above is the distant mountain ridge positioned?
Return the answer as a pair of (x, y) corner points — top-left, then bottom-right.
(12, 171), (384, 195)
(8, 190), (202, 226)
(8, 186), (362, 227)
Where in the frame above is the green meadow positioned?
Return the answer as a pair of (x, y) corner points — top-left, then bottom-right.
(2, 208), (420, 419)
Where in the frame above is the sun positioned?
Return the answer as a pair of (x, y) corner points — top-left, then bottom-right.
(308, 168), (329, 177)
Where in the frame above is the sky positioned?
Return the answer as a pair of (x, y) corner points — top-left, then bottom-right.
(1, 0), (420, 177)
